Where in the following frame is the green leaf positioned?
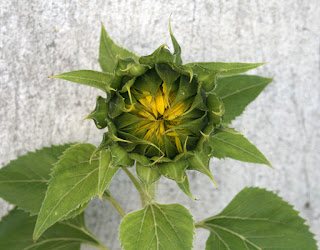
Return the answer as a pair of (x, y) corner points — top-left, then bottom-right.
(129, 153), (151, 165)
(110, 143), (134, 167)
(176, 173), (195, 200)
(132, 68), (163, 97)
(120, 76), (137, 93)
(169, 63), (193, 80)
(108, 93), (127, 118)
(85, 96), (108, 129)
(215, 75), (273, 123)
(115, 58), (149, 77)
(187, 150), (217, 188)
(0, 144), (73, 215)
(119, 203), (194, 250)
(209, 131), (272, 167)
(191, 64), (220, 92)
(155, 63), (180, 87)
(98, 149), (118, 198)
(169, 18), (182, 64)
(174, 75), (197, 105)
(33, 143), (100, 241)
(99, 23), (139, 73)
(139, 45), (174, 64)
(186, 62), (265, 77)
(199, 187), (317, 250)
(50, 70), (113, 92)
(158, 159), (188, 182)
(62, 201), (89, 221)
(0, 208), (101, 250)
(207, 93), (224, 126)
(136, 162), (161, 189)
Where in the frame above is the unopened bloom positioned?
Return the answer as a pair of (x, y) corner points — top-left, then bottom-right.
(53, 21), (271, 198)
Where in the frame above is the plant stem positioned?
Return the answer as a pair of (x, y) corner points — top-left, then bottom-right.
(194, 221), (207, 230)
(122, 167), (147, 206)
(81, 228), (110, 250)
(147, 180), (159, 202)
(102, 190), (126, 218)
(90, 240), (110, 250)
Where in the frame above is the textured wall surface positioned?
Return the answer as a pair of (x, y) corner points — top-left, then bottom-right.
(1, 0), (319, 249)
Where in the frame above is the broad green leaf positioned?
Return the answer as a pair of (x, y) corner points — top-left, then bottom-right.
(119, 203), (194, 250)
(215, 75), (273, 123)
(33, 143), (100, 241)
(62, 201), (89, 221)
(0, 144), (73, 215)
(50, 70), (113, 92)
(85, 96), (108, 129)
(136, 163), (161, 189)
(199, 187), (317, 250)
(99, 23), (139, 73)
(187, 150), (217, 188)
(169, 18), (182, 64)
(186, 62), (265, 77)
(98, 149), (118, 198)
(0, 208), (101, 250)
(209, 131), (272, 167)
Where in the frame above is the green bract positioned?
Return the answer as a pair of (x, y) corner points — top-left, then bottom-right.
(52, 22), (272, 197)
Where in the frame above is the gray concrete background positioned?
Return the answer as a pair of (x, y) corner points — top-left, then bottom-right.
(0, 0), (319, 249)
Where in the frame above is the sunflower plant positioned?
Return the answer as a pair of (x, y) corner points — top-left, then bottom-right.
(0, 21), (317, 250)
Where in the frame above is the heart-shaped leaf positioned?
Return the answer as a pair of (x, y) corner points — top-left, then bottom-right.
(198, 187), (317, 250)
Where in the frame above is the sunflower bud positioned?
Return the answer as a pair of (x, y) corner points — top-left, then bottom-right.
(52, 21), (272, 198)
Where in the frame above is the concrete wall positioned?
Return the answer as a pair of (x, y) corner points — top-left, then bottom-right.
(1, 0), (319, 249)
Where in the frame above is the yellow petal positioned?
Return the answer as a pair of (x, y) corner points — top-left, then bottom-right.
(144, 126), (155, 141)
(162, 82), (170, 108)
(165, 101), (184, 120)
(138, 92), (158, 118)
(136, 121), (153, 134)
(166, 131), (179, 137)
(155, 94), (165, 115)
(162, 82), (167, 96)
(175, 136), (183, 153)
(144, 94), (152, 105)
(150, 98), (158, 118)
(138, 110), (154, 120)
(138, 97), (151, 109)
(156, 122), (163, 145)
(159, 120), (165, 135)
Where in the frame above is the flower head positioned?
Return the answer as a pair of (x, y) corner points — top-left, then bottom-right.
(52, 21), (272, 198)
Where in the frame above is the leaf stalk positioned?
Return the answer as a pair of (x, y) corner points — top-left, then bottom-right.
(102, 190), (126, 218)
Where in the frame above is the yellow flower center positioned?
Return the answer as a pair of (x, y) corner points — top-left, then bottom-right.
(128, 82), (189, 153)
